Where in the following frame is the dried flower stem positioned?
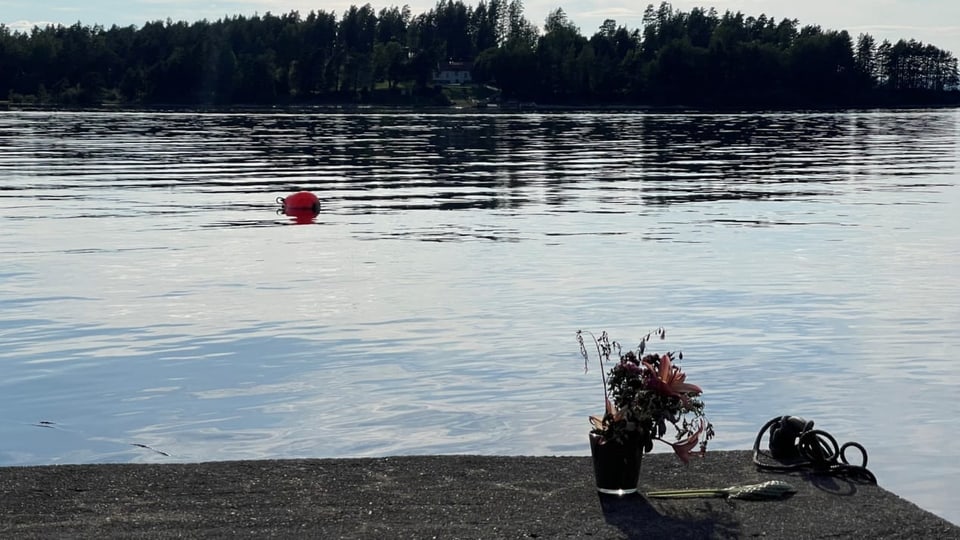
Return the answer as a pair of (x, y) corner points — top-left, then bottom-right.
(577, 330), (609, 404)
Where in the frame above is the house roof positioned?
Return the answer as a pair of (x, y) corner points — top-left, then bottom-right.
(437, 61), (471, 71)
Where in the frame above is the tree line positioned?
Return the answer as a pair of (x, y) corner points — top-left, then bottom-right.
(1, 1), (957, 107)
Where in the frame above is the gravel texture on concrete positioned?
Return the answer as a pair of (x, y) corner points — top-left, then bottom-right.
(1, 450), (958, 539)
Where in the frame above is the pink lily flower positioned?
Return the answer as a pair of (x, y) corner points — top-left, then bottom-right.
(668, 421), (705, 463)
(590, 398), (624, 431)
(642, 354), (702, 402)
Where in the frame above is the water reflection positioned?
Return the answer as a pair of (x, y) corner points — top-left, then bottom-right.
(2, 110), (955, 220)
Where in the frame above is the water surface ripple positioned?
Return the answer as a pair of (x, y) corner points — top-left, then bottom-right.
(1, 109), (958, 524)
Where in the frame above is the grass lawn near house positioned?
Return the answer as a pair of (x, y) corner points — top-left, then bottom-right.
(441, 84), (500, 107)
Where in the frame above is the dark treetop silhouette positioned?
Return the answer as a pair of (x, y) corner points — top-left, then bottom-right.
(1, 1), (957, 108)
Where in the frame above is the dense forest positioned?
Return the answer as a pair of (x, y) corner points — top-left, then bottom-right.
(1, 1), (958, 107)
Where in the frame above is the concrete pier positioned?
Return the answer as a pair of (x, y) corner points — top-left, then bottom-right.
(2, 451), (957, 538)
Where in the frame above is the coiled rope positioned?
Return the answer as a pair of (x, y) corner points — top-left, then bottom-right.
(752, 416), (877, 484)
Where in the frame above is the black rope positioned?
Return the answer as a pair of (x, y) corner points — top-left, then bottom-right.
(752, 416), (877, 484)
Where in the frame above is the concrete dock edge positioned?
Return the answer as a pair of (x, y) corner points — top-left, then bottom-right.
(2, 450), (958, 539)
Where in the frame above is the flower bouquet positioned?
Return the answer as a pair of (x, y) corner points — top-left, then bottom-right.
(577, 328), (714, 493)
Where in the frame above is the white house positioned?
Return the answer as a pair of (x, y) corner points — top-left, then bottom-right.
(433, 61), (473, 85)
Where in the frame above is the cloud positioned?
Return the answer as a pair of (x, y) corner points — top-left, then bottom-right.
(5, 19), (59, 32)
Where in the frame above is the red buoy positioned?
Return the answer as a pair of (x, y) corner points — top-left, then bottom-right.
(279, 191), (320, 213)
(277, 191), (321, 224)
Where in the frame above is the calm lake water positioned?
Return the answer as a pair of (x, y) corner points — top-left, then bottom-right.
(1, 109), (958, 524)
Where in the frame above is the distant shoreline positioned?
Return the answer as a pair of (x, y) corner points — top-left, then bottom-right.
(4, 100), (959, 114)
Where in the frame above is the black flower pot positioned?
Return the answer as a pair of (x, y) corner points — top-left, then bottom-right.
(589, 433), (643, 495)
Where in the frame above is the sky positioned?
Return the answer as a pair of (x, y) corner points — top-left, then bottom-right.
(3, 1), (959, 56)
